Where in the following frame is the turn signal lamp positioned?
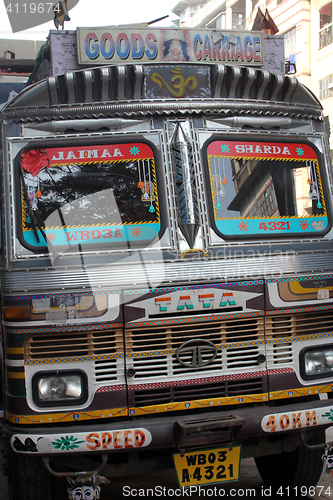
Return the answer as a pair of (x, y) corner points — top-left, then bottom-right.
(3, 306), (31, 321)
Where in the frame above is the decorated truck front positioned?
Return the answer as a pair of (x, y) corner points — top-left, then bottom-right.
(1, 26), (333, 499)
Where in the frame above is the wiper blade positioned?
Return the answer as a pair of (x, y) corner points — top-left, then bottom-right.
(19, 167), (48, 245)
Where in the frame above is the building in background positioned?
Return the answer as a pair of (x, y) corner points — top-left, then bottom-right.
(171, 0), (333, 154)
(0, 38), (44, 107)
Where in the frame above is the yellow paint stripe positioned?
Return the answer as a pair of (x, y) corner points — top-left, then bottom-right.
(5, 406), (127, 425)
(269, 383), (333, 401)
(6, 347), (24, 355)
(129, 392), (269, 416)
(7, 372), (25, 379)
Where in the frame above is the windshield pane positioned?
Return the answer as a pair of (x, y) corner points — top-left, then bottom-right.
(205, 140), (329, 238)
(19, 142), (161, 249)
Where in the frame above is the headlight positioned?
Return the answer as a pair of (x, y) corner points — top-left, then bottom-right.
(32, 371), (87, 407)
(301, 346), (333, 380)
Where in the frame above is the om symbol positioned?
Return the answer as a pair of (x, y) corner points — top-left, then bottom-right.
(151, 67), (198, 98)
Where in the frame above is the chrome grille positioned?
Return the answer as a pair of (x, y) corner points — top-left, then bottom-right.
(126, 317), (265, 379)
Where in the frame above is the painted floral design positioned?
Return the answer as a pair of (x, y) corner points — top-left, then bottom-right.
(52, 435), (84, 451)
(322, 409), (333, 422)
(130, 146), (140, 156)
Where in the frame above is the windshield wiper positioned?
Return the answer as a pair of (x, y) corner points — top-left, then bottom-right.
(19, 167), (48, 244)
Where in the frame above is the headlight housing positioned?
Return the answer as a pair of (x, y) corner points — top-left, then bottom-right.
(32, 370), (88, 407)
(300, 346), (333, 380)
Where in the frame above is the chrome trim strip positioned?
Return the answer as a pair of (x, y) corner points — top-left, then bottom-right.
(48, 77), (58, 105)
(229, 66), (241, 98)
(243, 68), (256, 99)
(83, 70), (93, 103)
(134, 65), (143, 100)
(257, 70), (270, 100)
(65, 72), (75, 104)
(100, 67), (110, 102)
(117, 65), (126, 101)
(213, 64), (226, 98)
(2, 250), (333, 293)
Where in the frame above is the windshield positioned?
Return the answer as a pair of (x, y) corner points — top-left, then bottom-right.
(205, 140), (329, 238)
(19, 142), (162, 250)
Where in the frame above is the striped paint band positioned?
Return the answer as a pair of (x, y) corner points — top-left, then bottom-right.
(265, 331), (333, 344)
(124, 281), (264, 296)
(5, 290), (121, 301)
(129, 393), (269, 416)
(29, 220), (157, 230)
(269, 384), (333, 400)
(209, 156), (318, 163)
(126, 310), (264, 329)
(215, 215), (323, 221)
(26, 220), (158, 231)
(267, 304), (333, 315)
(6, 322), (123, 335)
(6, 407), (127, 425)
(25, 353), (124, 365)
(266, 274), (333, 284)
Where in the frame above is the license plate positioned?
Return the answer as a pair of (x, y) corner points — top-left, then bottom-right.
(173, 446), (241, 487)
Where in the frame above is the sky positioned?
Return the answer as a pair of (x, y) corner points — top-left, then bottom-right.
(0, 0), (180, 40)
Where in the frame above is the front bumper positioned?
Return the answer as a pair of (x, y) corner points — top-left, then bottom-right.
(3, 398), (333, 456)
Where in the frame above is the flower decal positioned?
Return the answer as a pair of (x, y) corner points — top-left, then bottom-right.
(46, 232), (56, 242)
(238, 221), (249, 232)
(52, 435), (84, 451)
(130, 146), (140, 156)
(299, 219), (309, 231)
(296, 147), (304, 156)
(220, 144), (229, 153)
(131, 227), (142, 237)
(322, 409), (333, 422)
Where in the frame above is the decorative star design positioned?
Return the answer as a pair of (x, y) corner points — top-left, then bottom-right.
(238, 221), (249, 232)
(132, 227), (142, 237)
(299, 219), (309, 231)
(130, 146), (140, 156)
(46, 232), (56, 241)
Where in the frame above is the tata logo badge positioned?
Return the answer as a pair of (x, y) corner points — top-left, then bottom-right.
(176, 339), (217, 369)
